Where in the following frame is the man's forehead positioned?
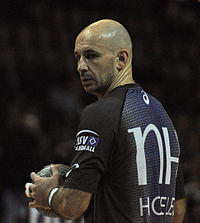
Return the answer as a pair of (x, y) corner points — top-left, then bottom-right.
(77, 28), (97, 43)
(74, 35), (111, 53)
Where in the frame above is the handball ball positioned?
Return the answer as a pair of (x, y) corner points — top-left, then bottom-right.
(36, 165), (69, 218)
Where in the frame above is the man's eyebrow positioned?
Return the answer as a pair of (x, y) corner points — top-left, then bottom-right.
(74, 49), (100, 58)
(83, 49), (99, 54)
(74, 49), (100, 55)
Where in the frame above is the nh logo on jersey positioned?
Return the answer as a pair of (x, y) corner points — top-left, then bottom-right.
(75, 131), (99, 153)
(128, 124), (179, 185)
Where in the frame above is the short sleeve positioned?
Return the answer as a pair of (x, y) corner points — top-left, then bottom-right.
(64, 102), (117, 193)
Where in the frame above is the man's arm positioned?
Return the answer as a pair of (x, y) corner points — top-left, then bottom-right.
(28, 165), (92, 220)
(51, 187), (92, 220)
(173, 162), (186, 223)
(173, 198), (186, 223)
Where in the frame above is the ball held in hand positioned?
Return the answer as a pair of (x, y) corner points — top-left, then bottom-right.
(36, 165), (69, 218)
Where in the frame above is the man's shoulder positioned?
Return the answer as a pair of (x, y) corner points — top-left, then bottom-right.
(84, 94), (123, 116)
(79, 94), (124, 128)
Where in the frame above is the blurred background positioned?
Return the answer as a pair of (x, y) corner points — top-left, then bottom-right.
(0, 0), (199, 222)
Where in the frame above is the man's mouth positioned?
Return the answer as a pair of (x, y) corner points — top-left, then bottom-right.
(81, 78), (93, 85)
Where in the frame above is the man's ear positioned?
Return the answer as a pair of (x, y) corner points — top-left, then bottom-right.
(117, 50), (129, 71)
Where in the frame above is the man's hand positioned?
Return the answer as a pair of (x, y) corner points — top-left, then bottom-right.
(173, 198), (186, 223)
(44, 163), (69, 171)
(27, 165), (62, 209)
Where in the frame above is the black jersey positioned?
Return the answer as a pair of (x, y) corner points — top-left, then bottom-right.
(64, 84), (184, 223)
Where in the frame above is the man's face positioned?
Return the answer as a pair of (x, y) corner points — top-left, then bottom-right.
(74, 34), (117, 98)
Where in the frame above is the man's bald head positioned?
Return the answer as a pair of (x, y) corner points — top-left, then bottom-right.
(76, 19), (132, 58)
(75, 19), (134, 99)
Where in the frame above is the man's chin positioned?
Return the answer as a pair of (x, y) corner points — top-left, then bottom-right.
(83, 86), (107, 99)
(83, 86), (99, 96)
(84, 87), (95, 94)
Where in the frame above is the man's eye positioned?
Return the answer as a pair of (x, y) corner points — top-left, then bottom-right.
(86, 54), (97, 59)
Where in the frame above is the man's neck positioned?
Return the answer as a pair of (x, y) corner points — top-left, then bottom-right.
(97, 74), (134, 100)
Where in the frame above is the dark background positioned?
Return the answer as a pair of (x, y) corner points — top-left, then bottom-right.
(0, 0), (199, 222)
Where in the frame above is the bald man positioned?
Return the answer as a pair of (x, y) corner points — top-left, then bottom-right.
(26, 19), (186, 222)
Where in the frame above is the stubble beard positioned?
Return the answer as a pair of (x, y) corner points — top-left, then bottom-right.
(92, 72), (115, 98)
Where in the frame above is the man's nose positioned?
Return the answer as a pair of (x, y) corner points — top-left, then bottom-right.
(77, 57), (88, 73)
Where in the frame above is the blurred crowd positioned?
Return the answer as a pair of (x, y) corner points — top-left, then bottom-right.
(0, 0), (199, 222)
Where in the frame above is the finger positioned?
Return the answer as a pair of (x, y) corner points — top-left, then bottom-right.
(25, 182), (33, 198)
(30, 172), (40, 181)
(29, 199), (37, 208)
(50, 164), (60, 176)
(44, 163), (55, 169)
